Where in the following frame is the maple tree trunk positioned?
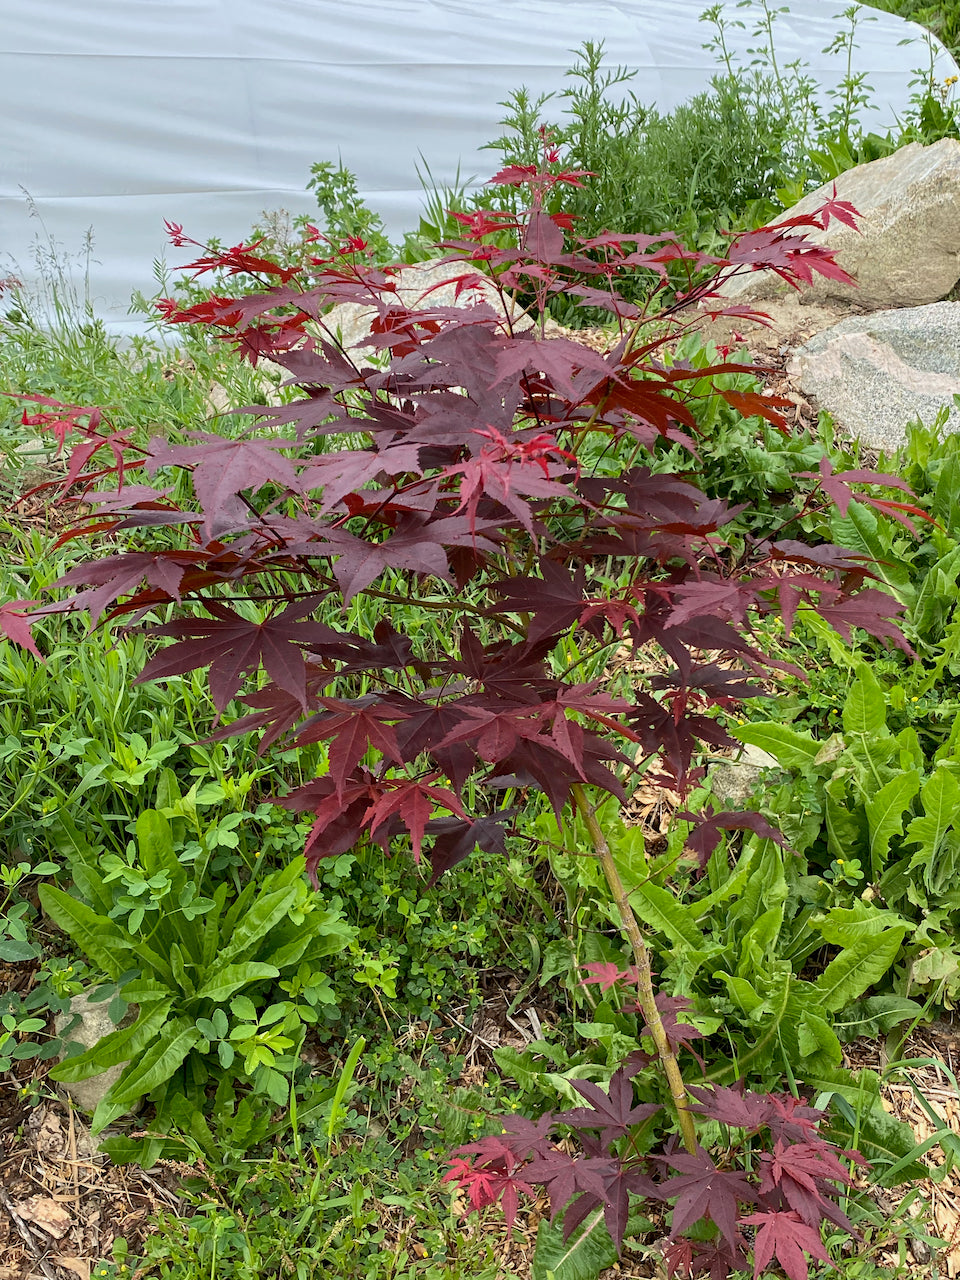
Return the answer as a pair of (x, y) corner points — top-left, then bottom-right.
(571, 784), (698, 1155)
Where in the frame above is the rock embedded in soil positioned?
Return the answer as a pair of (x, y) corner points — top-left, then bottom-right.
(53, 991), (139, 1116)
(786, 301), (960, 451)
(709, 743), (780, 807)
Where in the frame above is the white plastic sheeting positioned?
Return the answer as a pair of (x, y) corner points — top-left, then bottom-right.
(2, 0), (956, 334)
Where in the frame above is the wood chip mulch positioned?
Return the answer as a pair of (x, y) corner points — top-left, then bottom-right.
(0, 1097), (184, 1280)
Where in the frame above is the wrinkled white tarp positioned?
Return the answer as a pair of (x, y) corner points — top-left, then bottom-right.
(2, 0), (956, 334)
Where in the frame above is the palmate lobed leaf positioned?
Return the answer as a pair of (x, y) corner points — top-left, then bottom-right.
(0, 600), (44, 660)
(659, 1148), (755, 1251)
(558, 1069), (661, 1146)
(362, 776), (467, 861)
(136, 599), (345, 713)
(148, 431), (302, 539)
(740, 1209), (830, 1280)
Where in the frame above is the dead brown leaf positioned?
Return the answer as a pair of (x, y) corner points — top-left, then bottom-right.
(15, 1195), (73, 1239)
(53, 1260), (91, 1280)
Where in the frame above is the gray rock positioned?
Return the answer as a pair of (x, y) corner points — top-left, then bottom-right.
(54, 992), (138, 1116)
(718, 139), (960, 311)
(710, 744), (780, 807)
(786, 302), (960, 451)
(320, 258), (534, 353)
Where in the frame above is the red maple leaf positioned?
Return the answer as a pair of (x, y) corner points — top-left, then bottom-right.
(488, 164), (541, 186)
(0, 600), (43, 661)
(740, 1209), (830, 1280)
(814, 185), (862, 232)
(714, 387), (793, 430)
(13, 393), (103, 448)
(661, 1149), (756, 1251)
(580, 961), (640, 993)
(175, 237), (301, 282)
(443, 1145), (534, 1231)
(362, 776), (467, 862)
(439, 430), (572, 536)
(136, 598), (338, 712)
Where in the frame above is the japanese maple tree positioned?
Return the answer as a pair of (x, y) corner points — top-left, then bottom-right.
(4, 142), (903, 1276)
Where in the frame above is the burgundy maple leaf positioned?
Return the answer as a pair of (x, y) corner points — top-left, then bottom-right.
(274, 771), (381, 883)
(51, 551), (194, 622)
(293, 697), (406, 797)
(661, 1148), (756, 1251)
(631, 994), (706, 1062)
(488, 561), (587, 644)
(362, 776), (467, 863)
(422, 810), (512, 883)
(148, 431), (301, 538)
(678, 809), (789, 870)
(557, 1069), (661, 1147)
(136, 598), (341, 712)
(687, 1084), (777, 1132)
(813, 589), (912, 655)
(758, 1140), (854, 1231)
(740, 1209), (830, 1280)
